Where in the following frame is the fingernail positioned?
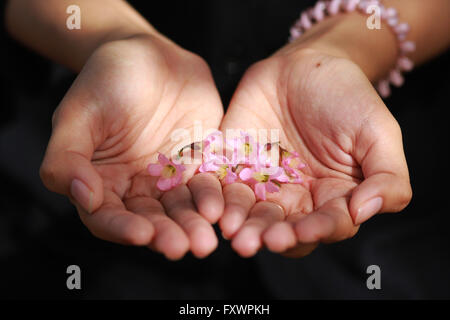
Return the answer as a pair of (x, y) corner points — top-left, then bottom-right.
(355, 197), (383, 225)
(70, 179), (93, 213)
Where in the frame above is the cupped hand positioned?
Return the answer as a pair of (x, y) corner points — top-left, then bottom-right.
(40, 34), (224, 259)
(219, 48), (412, 258)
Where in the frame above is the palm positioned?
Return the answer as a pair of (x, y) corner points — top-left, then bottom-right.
(220, 50), (409, 257)
(44, 35), (224, 259)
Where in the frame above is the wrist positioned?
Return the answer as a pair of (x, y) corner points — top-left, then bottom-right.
(77, 25), (163, 70)
(98, 23), (162, 47)
(280, 11), (398, 82)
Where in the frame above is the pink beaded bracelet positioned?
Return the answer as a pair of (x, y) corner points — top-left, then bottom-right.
(288, 0), (416, 98)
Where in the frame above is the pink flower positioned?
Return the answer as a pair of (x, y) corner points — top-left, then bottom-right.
(281, 151), (305, 183)
(239, 162), (284, 200)
(227, 131), (259, 164)
(199, 154), (237, 184)
(203, 131), (224, 161)
(148, 153), (185, 191)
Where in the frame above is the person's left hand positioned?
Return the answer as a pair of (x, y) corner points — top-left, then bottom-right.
(219, 47), (412, 258)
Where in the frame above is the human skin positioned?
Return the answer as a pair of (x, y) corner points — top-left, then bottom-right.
(6, 0), (225, 260)
(5, 0), (450, 260)
(219, 0), (450, 258)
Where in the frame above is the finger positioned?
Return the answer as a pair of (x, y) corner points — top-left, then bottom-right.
(124, 196), (190, 260)
(188, 173), (224, 223)
(231, 202), (284, 258)
(264, 183), (313, 216)
(258, 184), (313, 253)
(77, 189), (154, 245)
(351, 116), (412, 225)
(40, 99), (103, 213)
(270, 213), (317, 258)
(219, 183), (256, 239)
(262, 221), (297, 253)
(281, 242), (319, 258)
(161, 185), (218, 258)
(295, 197), (359, 244)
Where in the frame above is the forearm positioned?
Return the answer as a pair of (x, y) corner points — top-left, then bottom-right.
(282, 0), (450, 82)
(5, 0), (160, 71)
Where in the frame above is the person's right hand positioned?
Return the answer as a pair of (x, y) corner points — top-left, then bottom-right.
(40, 34), (224, 260)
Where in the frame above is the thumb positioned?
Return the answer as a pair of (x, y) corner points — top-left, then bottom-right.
(350, 113), (412, 225)
(40, 99), (104, 213)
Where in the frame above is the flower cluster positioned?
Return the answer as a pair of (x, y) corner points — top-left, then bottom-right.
(148, 131), (306, 200)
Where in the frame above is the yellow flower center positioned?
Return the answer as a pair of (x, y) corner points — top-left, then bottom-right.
(243, 143), (252, 156)
(289, 158), (300, 169)
(210, 143), (219, 153)
(217, 165), (229, 180)
(162, 165), (176, 178)
(253, 172), (269, 183)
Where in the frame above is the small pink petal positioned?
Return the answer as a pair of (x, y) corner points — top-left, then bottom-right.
(158, 153), (170, 165)
(148, 163), (163, 176)
(199, 160), (220, 173)
(257, 152), (271, 166)
(171, 174), (183, 187)
(254, 183), (266, 201)
(264, 166), (282, 178)
(157, 177), (173, 191)
(176, 163), (186, 172)
(224, 170), (237, 184)
(239, 168), (254, 181)
(292, 177), (303, 184)
(225, 137), (238, 149)
(205, 130), (222, 142)
(276, 171), (290, 183)
(214, 154), (229, 164)
(266, 181), (279, 193)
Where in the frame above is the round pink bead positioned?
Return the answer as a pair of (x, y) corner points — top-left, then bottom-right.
(382, 7), (397, 19)
(400, 41), (416, 53)
(377, 79), (391, 98)
(345, 0), (360, 12)
(387, 17), (398, 27)
(300, 12), (312, 29)
(357, 0), (367, 11)
(290, 27), (302, 39)
(328, 0), (342, 15)
(358, 0), (377, 12)
(389, 69), (404, 87)
(397, 33), (407, 41)
(397, 56), (414, 72)
(395, 23), (410, 35)
(313, 1), (326, 21)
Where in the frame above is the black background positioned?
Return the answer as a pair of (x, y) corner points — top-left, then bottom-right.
(0, 0), (449, 299)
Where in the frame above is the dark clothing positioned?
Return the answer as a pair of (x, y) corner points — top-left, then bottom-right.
(1, 1), (449, 299)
